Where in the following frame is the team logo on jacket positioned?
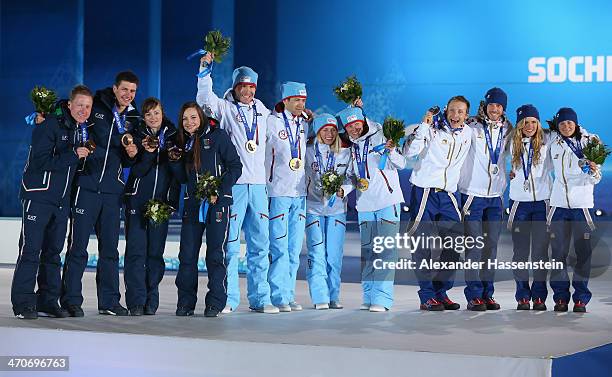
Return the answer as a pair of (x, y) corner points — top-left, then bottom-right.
(27, 215), (37, 222)
(130, 209), (136, 215)
(311, 162), (319, 172)
(215, 211), (223, 222)
(95, 113), (104, 119)
(278, 130), (288, 140)
(62, 135), (68, 141)
(203, 138), (211, 149)
(75, 208), (85, 215)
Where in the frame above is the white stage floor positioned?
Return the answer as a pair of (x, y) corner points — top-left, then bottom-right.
(1, 266), (611, 377)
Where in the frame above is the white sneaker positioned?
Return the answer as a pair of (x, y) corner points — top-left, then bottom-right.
(289, 302), (303, 311)
(314, 303), (329, 310)
(329, 301), (344, 309)
(250, 305), (280, 314)
(369, 304), (389, 312)
(360, 303), (371, 310)
(221, 306), (233, 314)
(277, 304), (292, 312)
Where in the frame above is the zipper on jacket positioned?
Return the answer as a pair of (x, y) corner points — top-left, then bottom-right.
(99, 120), (114, 183)
(269, 148), (275, 182)
(443, 134), (457, 191)
(62, 166), (71, 199)
(561, 150), (571, 208)
(151, 151), (160, 200)
(486, 125), (493, 195)
(379, 170), (393, 193)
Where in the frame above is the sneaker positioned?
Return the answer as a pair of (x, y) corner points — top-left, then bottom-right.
(314, 303), (329, 310)
(467, 298), (487, 311)
(369, 304), (389, 312)
(277, 304), (292, 312)
(484, 297), (500, 310)
(573, 301), (587, 313)
(441, 297), (460, 310)
(221, 306), (234, 314)
(66, 305), (84, 317)
(38, 305), (69, 318)
(532, 298), (547, 311)
(99, 304), (128, 316)
(554, 300), (568, 312)
(143, 306), (156, 315)
(175, 307), (195, 316)
(516, 298), (530, 310)
(250, 304), (280, 314)
(359, 303), (371, 310)
(420, 298), (444, 311)
(289, 302), (303, 311)
(329, 301), (344, 309)
(204, 306), (220, 317)
(15, 307), (38, 320)
(129, 305), (144, 316)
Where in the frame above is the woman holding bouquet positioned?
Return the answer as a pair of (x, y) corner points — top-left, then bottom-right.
(123, 97), (180, 316)
(548, 107), (602, 313)
(336, 105), (405, 312)
(169, 102), (242, 317)
(304, 114), (353, 309)
(506, 104), (553, 311)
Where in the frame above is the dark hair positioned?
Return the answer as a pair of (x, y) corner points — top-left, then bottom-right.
(141, 97), (163, 116)
(177, 102), (208, 172)
(69, 84), (93, 100)
(447, 95), (470, 113)
(114, 70), (139, 86)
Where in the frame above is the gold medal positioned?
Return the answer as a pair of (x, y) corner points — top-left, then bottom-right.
(245, 140), (257, 153)
(357, 178), (369, 192)
(289, 158), (302, 171)
(121, 133), (134, 147)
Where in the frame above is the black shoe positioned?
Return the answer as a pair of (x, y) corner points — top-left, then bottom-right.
(204, 306), (220, 318)
(419, 298), (444, 311)
(66, 305), (84, 317)
(467, 298), (487, 311)
(15, 307), (38, 320)
(573, 301), (587, 313)
(38, 305), (69, 318)
(441, 297), (460, 310)
(516, 298), (530, 310)
(485, 297), (500, 310)
(99, 304), (128, 316)
(532, 298), (547, 311)
(129, 305), (144, 316)
(176, 307), (194, 317)
(554, 300), (568, 312)
(144, 306), (156, 315)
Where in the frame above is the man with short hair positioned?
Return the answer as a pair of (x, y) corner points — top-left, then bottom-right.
(61, 71), (140, 317)
(12, 85), (94, 319)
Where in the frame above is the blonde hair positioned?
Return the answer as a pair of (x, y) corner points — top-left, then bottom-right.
(316, 128), (341, 153)
(511, 118), (544, 170)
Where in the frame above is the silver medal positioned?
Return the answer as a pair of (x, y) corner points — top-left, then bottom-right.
(523, 180), (530, 192)
(490, 164), (499, 175)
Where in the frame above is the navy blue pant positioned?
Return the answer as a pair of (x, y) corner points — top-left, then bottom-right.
(408, 187), (463, 304)
(61, 189), (122, 310)
(548, 207), (594, 304)
(508, 200), (549, 301)
(461, 194), (503, 301)
(175, 203), (230, 311)
(124, 206), (169, 311)
(11, 200), (69, 314)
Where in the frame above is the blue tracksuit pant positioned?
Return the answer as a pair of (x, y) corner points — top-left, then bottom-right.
(305, 212), (346, 305)
(268, 196), (306, 306)
(226, 184), (272, 310)
(359, 204), (400, 309)
(11, 200), (69, 314)
(508, 200), (549, 302)
(408, 187), (463, 304)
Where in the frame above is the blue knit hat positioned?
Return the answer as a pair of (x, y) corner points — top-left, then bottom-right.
(555, 107), (578, 125)
(232, 66), (258, 88)
(281, 81), (307, 100)
(485, 87), (507, 111)
(336, 107), (365, 129)
(516, 104), (540, 124)
(312, 113), (338, 137)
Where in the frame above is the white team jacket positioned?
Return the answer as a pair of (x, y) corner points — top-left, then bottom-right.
(404, 122), (472, 193)
(508, 130), (553, 203)
(458, 117), (512, 197)
(265, 109), (308, 197)
(196, 73), (271, 185)
(549, 130), (601, 209)
(305, 142), (353, 216)
(343, 120), (405, 213)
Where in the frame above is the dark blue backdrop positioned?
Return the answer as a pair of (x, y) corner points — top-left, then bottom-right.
(1, 0), (610, 216)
